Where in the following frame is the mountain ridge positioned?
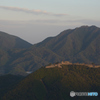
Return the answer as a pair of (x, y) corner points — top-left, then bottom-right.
(0, 25), (100, 75)
(0, 31), (32, 50)
(34, 25), (100, 64)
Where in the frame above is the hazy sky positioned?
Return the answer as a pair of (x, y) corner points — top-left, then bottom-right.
(0, 0), (100, 44)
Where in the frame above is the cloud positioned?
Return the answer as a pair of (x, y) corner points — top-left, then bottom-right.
(1, 19), (100, 26)
(0, 19), (100, 44)
(0, 6), (68, 17)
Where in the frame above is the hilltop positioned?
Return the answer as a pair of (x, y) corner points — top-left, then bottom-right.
(45, 61), (100, 68)
(0, 31), (32, 50)
(1, 64), (100, 100)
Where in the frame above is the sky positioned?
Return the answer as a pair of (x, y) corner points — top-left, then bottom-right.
(0, 0), (100, 44)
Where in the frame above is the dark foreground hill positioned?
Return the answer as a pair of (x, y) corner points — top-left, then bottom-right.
(0, 25), (100, 75)
(1, 65), (100, 100)
(0, 74), (24, 99)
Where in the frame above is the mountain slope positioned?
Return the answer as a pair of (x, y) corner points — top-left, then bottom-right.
(1, 65), (100, 100)
(34, 25), (100, 64)
(0, 74), (24, 99)
(0, 25), (100, 75)
(0, 31), (64, 75)
(4, 47), (64, 75)
(0, 31), (32, 75)
(0, 31), (32, 50)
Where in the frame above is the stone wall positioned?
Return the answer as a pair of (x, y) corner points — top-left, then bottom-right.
(45, 61), (100, 68)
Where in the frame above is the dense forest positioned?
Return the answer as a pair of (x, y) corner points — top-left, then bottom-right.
(0, 64), (100, 100)
(0, 25), (100, 75)
(0, 74), (24, 99)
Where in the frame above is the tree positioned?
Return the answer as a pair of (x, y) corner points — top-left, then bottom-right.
(92, 63), (95, 68)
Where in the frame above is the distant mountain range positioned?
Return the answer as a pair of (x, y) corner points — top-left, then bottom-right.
(0, 25), (100, 75)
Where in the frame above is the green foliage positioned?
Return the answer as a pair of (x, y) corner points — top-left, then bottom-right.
(0, 31), (32, 50)
(35, 25), (100, 64)
(1, 65), (100, 100)
(0, 74), (24, 99)
(0, 25), (100, 76)
(0, 31), (32, 75)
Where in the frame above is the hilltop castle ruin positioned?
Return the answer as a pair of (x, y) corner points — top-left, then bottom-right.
(45, 61), (100, 68)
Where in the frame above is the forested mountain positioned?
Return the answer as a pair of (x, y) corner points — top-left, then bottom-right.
(0, 25), (100, 75)
(0, 31), (32, 75)
(1, 65), (100, 100)
(34, 25), (100, 64)
(0, 26), (100, 100)
(0, 31), (32, 50)
(3, 47), (64, 75)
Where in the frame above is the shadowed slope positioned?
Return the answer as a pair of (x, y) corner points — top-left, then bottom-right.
(34, 25), (100, 64)
(1, 65), (100, 100)
(0, 25), (100, 75)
